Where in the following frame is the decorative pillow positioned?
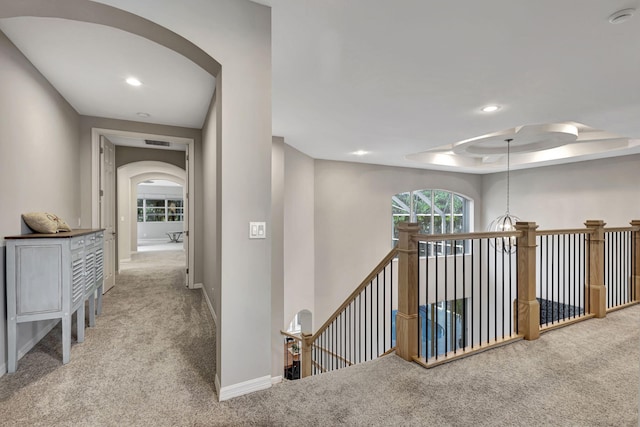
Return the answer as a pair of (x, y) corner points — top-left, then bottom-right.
(22, 212), (72, 234)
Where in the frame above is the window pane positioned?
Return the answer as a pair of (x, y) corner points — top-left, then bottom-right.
(167, 199), (183, 222)
(392, 214), (410, 240)
(137, 198), (143, 207)
(413, 190), (432, 234)
(137, 208), (144, 222)
(392, 193), (411, 215)
(146, 199), (165, 208)
(391, 189), (473, 251)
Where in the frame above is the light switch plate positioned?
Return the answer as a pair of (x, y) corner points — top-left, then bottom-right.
(249, 221), (266, 239)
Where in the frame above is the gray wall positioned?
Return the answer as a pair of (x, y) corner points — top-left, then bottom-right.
(283, 144), (315, 328)
(115, 146), (186, 170)
(271, 137), (285, 378)
(201, 88), (220, 384)
(313, 160), (483, 327)
(482, 154), (640, 230)
(0, 30), (81, 373)
(194, 2), (272, 394)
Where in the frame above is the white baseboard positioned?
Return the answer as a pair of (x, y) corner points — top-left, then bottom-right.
(191, 282), (203, 289)
(202, 287), (217, 326)
(217, 375), (271, 401)
(0, 319), (59, 377)
(271, 375), (283, 385)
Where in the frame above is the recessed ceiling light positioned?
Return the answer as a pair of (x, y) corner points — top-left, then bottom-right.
(609, 8), (635, 24)
(136, 112), (150, 118)
(352, 150), (368, 156)
(481, 105), (501, 113)
(126, 77), (142, 86)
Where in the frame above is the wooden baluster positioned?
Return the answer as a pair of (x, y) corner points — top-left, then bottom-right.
(515, 222), (540, 340)
(396, 222), (420, 361)
(585, 220), (606, 318)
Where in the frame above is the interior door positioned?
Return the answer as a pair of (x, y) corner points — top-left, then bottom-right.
(183, 150), (190, 287)
(100, 136), (116, 293)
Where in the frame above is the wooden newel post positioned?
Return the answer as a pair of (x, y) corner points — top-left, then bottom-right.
(396, 222), (420, 361)
(585, 220), (606, 318)
(300, 332), (313, 378)
(630, 220), (640, 303)
(515, 222), (540, 340)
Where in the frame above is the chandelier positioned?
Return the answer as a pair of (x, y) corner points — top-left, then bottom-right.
(488, 138), (520, 253)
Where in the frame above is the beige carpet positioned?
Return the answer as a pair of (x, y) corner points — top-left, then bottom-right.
(0, 250), (638, 426)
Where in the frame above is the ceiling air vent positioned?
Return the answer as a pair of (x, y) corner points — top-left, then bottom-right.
(145, 139), (171, 147)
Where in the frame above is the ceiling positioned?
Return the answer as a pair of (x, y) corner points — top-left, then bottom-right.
(3, 2), (640, 173)
(0, 16), (215, 129)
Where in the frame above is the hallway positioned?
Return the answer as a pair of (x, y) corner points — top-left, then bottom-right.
(0, 250), (233, 425)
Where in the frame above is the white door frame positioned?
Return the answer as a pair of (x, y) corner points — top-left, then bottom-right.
(91, 127), (196, 288)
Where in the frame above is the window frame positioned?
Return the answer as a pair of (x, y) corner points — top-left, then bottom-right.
(137, 197), (185, 223)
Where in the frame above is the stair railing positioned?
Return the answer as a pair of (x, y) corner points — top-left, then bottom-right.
(301, 247), (399, 377)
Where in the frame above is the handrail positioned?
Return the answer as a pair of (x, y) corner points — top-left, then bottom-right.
(311, 247), (399, 341)
(537, 228), (594, 236)
(312, 344), (354, 367)
(280, 330), (301, 341)
(604, 226), (640, 233)
(412, 230), (521, 242)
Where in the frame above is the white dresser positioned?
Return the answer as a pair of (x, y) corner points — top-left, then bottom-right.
(5, 229), (105, 373)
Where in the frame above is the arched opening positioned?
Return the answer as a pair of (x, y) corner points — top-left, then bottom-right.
(117, 161), (187, 265)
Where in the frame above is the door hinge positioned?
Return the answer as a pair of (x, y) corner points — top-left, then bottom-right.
(186, 154), (189, 161)
(186, 268), (189, 274)
(100, 147), (104, 154)
(100, 189), (104, 197)
(185, 231), (189, 237)
(186, 192), (189, 199)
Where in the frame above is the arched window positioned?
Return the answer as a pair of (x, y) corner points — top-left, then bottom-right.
(392, 189), (473, 250)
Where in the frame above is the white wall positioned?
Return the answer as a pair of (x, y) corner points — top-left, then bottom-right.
(0, 29), (81, 374)
(313, 160), (483, 329)
(482, 154), (640, 230)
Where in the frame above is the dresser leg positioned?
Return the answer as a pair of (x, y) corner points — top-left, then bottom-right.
(96, 285), (103, 315)
(7, 319), (17, 373)
(77, 305), (85, 343)
(62, 314), (71, 364)
(88, 294), (96, 327)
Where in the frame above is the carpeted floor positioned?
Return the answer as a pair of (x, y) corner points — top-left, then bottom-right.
(0, 250), (638, 426)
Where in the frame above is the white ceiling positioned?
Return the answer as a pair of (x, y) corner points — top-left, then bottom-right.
(0, 17), (215, 129)
(258, 0), (640, 172)
(3, 2), (640, 173)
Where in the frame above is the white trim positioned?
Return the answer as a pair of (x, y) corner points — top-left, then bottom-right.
(271, 375), (283, 385)
(91, 128), (196, 288)
(215, 374), (221, 398)
(202, 287), (217, 326)
(217, 375), (272, 401)
(192, 282), (203, 289)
